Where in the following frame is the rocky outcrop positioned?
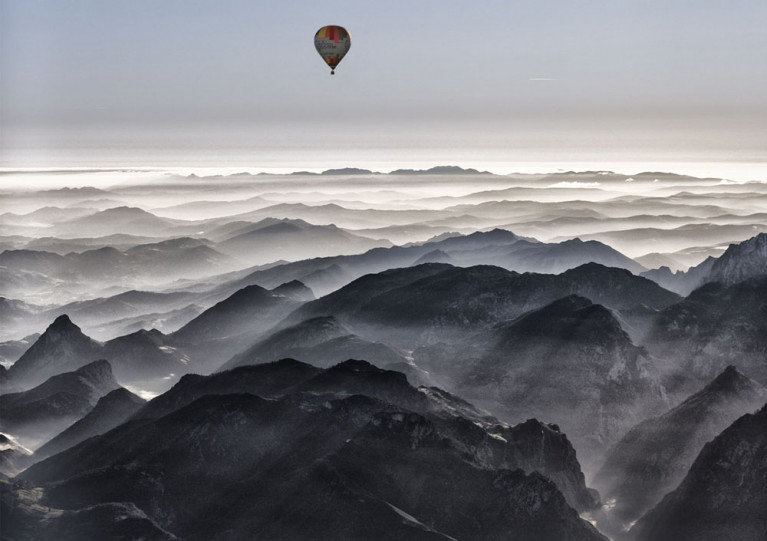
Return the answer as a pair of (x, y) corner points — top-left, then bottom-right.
(633, 403), (767, 541)
(592, 366), (765, 535)
(18, 360), (603, 540)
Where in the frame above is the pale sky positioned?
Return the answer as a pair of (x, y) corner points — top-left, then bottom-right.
(2, 0), (766, 169)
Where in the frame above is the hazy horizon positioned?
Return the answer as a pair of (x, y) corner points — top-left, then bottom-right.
(3, 1), (765, 174)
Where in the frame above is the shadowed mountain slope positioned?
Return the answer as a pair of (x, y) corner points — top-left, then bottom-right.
(35, 387), (146, 461)
(646, 276), (767, 385)
(450, 295), (665, 468)
(592, 366), (766, 536)
(17, 360), (605, 540)
(633, 403), (767, 541)
(0, 360), (120, 448)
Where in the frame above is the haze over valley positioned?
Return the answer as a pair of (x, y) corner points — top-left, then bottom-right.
(1, 167), (766, 540)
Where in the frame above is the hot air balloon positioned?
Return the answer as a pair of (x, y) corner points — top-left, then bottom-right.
(314, 25), (351, 75)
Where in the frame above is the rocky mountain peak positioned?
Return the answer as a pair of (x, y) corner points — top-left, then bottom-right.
(705, 365), (756, 395)
(46, 314), (81, 337)
(6, 315), (102, 388)
(96, 386), (145, 408)
(707, 232), (767, 285)
(271, 280), (315, 301)
(412, 249), (454, 265)
(496, 295), (623, 343)
(73, 359), (120, 393)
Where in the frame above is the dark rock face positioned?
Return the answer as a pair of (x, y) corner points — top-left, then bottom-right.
(35, 387), (146, 460)
(647, 276), (767, 385)
(270, 279), (315, 301)
(0, 360), (120, 448)
(5, 315), (192, 392)
(288, 262), (679, 347)
(6, 315), (101, 389)
(18, 360), (603, 540)
(103, 329), (189, 382)
(412, 248), (455, 265)
(633, 403), (767, 541)
(640, 256), (716, 296)
(641, 232), (767, 297)
(170, 284), (284, 345)
(220, 315), (407, 374)
(592, 366), (766, 535)
(706, 232), (767, 285)
(505, 238), (645, 275)
(169, 283), (305, 369)
(454, 295), (666, 468)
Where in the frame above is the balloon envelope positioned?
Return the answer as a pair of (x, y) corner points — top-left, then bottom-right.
(314, 25), (351, 74)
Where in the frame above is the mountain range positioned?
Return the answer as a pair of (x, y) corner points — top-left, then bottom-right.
(2, 169), (766, 539)
(632, 402), (767, 541)
(14, 359), (605, 540)
(5, 315), (188, 393)
(591, 366), (766, 538)
(0, 360), (120, 449)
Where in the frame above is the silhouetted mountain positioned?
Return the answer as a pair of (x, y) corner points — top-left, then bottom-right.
(320, 167), (374, 175)
(412, 248), (455, 265)
(144, 359), (593, 513)
(102, 328), (190, 383)
(633, 403), (767, 541)
(220, 316), (407, 375)
(270, 279), (314, 301)
(0, 360), (119, 448)
(503, 238), (646, 274)
(222, 316), (344, 367)
(288, 263), (678, 346)
(35, 388), (146, 460)
(295, 262), (352, 296)
(640, 233), (767, 294)
(170, 284), (304, 369)
(6, 315), (102, 390)
(390, 165), (490, 175)
(640, 256), (715, 295)
(592, 366), (766, 536)
(215, 217), (392, 265)
(211, 228), (644, 300)
(18, 360), (604, 539)
(454, 295), (665, 468)
(706, 232), (767, 284)
(56, 206), (178, 237)
(647, 276), (767, 385)
(6, 315), (193, 392)
(134, 359), (322, 420)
